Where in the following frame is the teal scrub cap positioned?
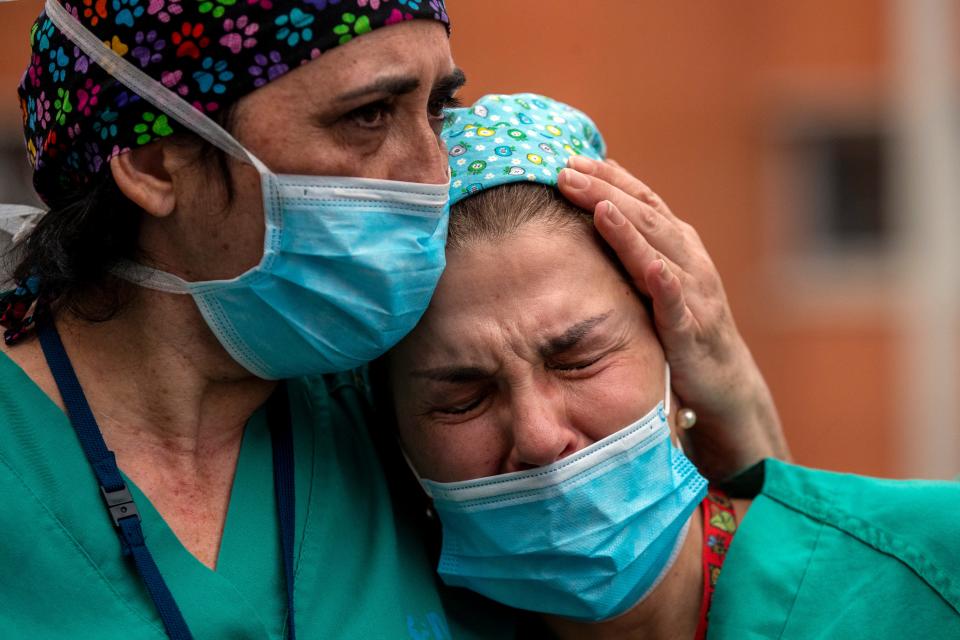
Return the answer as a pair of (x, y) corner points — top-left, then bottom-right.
(441, 93), (607, 206)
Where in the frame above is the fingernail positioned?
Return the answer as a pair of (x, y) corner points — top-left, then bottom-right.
(604, 201), (625, 225)
(656, 259), (670, 281)
(567, 155), (592, 173)
(562, 168), (589, 189)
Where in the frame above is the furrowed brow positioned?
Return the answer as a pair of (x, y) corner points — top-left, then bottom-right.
(539, 312), (613, 359)
(335, 74), (421, 103)
(410, 365), (491, 384)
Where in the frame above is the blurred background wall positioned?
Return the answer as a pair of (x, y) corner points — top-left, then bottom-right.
(0, 1), (957, 479)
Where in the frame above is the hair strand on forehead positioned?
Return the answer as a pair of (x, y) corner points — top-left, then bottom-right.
(447, 183), (593, 251)
(447, 182), (639, 293)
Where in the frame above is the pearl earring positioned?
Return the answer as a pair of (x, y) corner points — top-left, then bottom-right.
(676, 407), (697, 430)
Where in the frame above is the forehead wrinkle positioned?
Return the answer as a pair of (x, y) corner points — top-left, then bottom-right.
(409, 364), (492, 383)
(539, 311), (613, 358)
(334, 74), (421, 103)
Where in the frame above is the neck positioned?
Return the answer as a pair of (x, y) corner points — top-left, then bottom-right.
(544, 508), (704, 640)
(1, 284), (278, 568)
(55, 286), (276, 452)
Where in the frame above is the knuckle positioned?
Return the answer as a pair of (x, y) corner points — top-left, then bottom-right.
(678, 220), (698, 238)
(641, 207), (660, 232)
(635, 184), (655, 202)
(670, 308), (696, 334)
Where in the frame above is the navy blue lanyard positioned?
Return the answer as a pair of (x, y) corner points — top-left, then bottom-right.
(38, 321), (297, 640)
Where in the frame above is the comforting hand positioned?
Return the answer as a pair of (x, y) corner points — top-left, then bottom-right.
(558, 156), (789, 480)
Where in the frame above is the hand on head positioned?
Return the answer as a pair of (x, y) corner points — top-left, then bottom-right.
(559, 156), (789, 479)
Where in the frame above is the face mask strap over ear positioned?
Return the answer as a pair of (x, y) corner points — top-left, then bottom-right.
(663, 362), (672, 417)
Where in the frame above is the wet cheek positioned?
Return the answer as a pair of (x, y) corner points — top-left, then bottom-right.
(565, 367), (660, 439)
(456, 437), (504, 480)
(431, 428), (506, 482)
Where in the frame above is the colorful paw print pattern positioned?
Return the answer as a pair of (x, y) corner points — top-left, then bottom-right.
(441, 93), (606, 205)
(19, 0), (449, 205)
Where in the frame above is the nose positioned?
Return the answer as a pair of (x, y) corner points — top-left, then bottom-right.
(390, 118), (449, 185)
(504, 390), (581, 473)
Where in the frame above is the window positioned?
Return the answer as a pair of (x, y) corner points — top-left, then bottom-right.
(768, 113), (898, 313)
(787, 125), (891, 258)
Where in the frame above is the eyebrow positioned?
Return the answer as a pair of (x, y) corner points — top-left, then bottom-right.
(409, 311), (613, 383)
(539, 312), (613, 359)
(432, 67), (467, 96)
(335, 67), (467, 103)
(409, 364), (491, 384)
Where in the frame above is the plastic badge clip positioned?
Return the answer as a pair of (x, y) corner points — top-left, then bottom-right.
(100, 485), (141, 526)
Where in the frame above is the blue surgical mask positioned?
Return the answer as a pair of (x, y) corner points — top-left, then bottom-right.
(117, 169), (449, 379)
(43, 4), (450, 380)
(417, 366), (708, 621)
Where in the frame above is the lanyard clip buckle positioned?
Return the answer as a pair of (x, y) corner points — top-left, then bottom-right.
(100, 485), (140, 526)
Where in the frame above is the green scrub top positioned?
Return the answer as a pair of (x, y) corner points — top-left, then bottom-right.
(709, 459), (960, 639)
(0, 351), (508, 638)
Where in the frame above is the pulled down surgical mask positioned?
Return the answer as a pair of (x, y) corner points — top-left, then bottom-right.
(415, 365), (708, 622)
(26, 0), (451, 380)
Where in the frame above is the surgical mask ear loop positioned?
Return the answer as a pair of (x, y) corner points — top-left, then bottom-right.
(663, 362), (672, 417)
(662, 362), (692, 454)
(662, 361), (698, 431)
(45, 0), (283, 295)
(4, 0), (274, 247)
(397, 443), (440, 522)
(399, 445), (427, 487)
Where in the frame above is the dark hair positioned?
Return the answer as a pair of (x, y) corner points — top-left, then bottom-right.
(8, 106), (237, 321)
(446, 182), (594, 251)
(447, 182), (635, 288)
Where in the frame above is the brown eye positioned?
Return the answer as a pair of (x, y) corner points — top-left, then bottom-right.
(347, 101), (393, 128)
(428, 94), (462, 135)
(428, 94), (462, 120)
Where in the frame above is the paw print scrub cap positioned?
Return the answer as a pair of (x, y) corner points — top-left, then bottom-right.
(19, 0), (450, 205)
(441, 93), (606, 206)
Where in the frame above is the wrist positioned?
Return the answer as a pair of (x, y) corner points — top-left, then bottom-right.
(679, 377), (787, 481)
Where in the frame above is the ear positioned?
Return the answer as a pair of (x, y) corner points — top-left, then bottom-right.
(109, 143), (177, 218)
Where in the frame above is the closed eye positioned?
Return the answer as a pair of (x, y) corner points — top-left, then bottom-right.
(547, 354), (605, 373)
(436, 395), (484, 415)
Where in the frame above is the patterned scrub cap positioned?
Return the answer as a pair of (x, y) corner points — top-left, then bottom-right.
(441, 93), (606, 206)
(19, 0), (450, 205)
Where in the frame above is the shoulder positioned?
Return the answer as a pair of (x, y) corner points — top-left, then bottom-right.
(0, 343), (69, 476)
(0, 336), (61, 411)
(762, 459), (960, 609)
(709, 461), (960, 638)
(285, 369), (388, 484)
(761, 458), (960, 545)
(286, 369), (372, 438)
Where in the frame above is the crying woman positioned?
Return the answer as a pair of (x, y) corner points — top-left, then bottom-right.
(378, 94), (960, 640)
